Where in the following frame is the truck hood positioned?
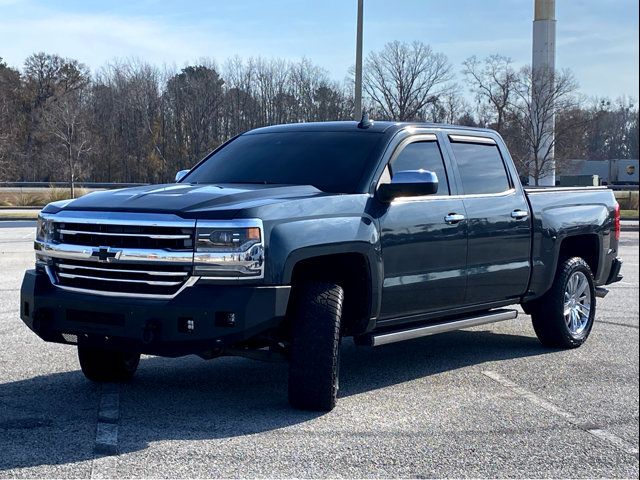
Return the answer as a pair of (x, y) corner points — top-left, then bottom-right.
(53, 183), (328, 219)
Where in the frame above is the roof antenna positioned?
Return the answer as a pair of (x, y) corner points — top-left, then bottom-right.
(357, 110), (373, 129)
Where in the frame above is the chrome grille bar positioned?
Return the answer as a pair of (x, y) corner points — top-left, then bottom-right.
(58, 272), (183, 286)
(57, 263), (189, 277)
(35, 240), (194, 264)
(59, 229), (191, 240)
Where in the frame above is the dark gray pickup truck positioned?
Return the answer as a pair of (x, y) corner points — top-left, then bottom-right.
(21, 120), (623, 411)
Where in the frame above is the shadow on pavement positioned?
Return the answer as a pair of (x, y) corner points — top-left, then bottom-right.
(0, 328), (549, 470)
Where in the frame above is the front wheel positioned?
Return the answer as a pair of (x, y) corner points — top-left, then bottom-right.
(531, 257), (596, 348)
(288, 282), (344, 411)
(78, 346), (140, 382)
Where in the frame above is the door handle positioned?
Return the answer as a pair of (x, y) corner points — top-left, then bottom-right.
(444, 213), (466, 224)
(511, 209), (529, 220)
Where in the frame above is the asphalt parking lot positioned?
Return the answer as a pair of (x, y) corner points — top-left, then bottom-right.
(0, 222), (638, 478)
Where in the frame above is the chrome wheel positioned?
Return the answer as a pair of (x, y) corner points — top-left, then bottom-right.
(564, 271), (591, 335)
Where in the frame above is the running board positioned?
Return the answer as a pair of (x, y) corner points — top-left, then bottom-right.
(367, 309), (518, 347)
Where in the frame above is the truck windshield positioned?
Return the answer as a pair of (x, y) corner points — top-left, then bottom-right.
(184, 131), (385, 193)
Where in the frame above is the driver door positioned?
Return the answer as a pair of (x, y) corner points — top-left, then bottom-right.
(378, 135), (468, 320)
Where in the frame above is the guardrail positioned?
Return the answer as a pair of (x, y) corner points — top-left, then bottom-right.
(0, 182), (147, 188)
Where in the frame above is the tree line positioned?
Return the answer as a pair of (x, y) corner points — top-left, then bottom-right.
(0, 41), (637, 191)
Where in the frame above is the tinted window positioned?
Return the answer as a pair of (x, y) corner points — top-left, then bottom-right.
(184, 132), (385, 194)
(451, 142), (511, 195)
(390, 141), (450, 195)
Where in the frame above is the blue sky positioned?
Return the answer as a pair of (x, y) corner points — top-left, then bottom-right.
(0, 0), (638, 100)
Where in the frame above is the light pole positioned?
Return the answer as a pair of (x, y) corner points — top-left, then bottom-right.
(354, 0), (363, 120)
(532, 0), (556, 186)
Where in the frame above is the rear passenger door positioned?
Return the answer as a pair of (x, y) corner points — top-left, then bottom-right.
(378, 134), (468, 319)
(446, 134), (531, 305)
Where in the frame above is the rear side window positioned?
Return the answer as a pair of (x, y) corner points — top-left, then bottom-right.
(451, 142), (511, 195)
(390, 141), (450, 195)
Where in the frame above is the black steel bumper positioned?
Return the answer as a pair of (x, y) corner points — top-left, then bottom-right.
(20, 269), (290, 356)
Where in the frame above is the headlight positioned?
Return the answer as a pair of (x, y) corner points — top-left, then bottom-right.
(193, 220), (264, 279)
(36, 215), (54, 242)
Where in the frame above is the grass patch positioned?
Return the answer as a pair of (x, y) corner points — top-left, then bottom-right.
(0, 210), (40, 220)
(0, 187), (88, 207)
(620, 209), (639, 219)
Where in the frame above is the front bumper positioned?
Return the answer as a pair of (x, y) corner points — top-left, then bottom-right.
(20, 269), (290, 356)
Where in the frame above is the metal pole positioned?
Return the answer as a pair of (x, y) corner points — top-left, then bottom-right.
(531, 0), (556, 186)
(354, 0), (363, 119)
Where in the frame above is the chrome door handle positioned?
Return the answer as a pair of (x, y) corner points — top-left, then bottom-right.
(444, 213), (466, 224)
(511, 209), (529, 220)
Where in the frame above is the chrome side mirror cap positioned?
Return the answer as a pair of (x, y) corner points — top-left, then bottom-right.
(175, 170), (189, 182)
(377, 170), (439, 202)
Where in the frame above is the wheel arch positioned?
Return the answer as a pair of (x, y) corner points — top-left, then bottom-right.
(285, 247), (380, 336)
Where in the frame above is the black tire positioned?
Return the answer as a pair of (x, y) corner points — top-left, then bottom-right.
(288, 282), (344, 411)
(531, 257), (596, 349)
(78, 346), (140, 382)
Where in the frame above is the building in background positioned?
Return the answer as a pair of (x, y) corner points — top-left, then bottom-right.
(565, 159), (639, 185)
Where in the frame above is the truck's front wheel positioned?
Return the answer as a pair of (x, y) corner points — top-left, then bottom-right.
(78, 346), (140, 382)
(288, 282), (344, 411)
(531, 257), (596, 348)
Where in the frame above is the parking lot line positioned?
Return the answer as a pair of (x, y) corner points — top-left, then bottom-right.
(482, 370), (639, 456)
(92, 382), (121, 478)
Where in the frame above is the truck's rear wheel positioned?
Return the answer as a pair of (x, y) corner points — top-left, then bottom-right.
(288, 282), (344, 411)
(531, 257), (596, 348)
(78, 346), (140, 382)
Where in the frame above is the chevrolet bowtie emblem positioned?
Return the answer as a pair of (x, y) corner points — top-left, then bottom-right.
(91, 246), (122, 262)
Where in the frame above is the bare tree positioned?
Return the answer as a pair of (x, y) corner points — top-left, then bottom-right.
(426, 87), (471, 124)
(164, 62), (225, 170)
(22, 53), (91, 181)
(223, 56), (259, 137)
(42, 87), (92, 197)
(462, 54), (517, 132)
(510, 66), (579, 185)
(364, 41), (453, 121)
(0, 58), (23, 180)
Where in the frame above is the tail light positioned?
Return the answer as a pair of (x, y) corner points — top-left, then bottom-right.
(614, 203), (620, 241)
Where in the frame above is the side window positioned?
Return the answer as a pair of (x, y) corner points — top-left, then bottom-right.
(450, 141), (511, 195)
(390, 141), (450, 195)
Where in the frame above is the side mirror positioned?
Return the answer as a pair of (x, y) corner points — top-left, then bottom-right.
(378, 170), (438, 202)
(175, 170), (189, 182)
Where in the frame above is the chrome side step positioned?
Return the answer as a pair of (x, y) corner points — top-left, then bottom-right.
(368, 309), (518, 347)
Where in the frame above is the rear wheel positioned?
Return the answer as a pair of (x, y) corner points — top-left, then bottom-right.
(288, 282), (344, 411)
(531, 257), (596, 348)
(78, 346), (140, 382)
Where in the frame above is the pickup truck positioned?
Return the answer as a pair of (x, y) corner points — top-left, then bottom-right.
(20, 120), (623, 411)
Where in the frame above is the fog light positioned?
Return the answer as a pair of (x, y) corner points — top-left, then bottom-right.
(178, 317), (195, 334)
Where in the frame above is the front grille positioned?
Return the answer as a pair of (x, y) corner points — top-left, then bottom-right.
(53, 222), (193, 250)
(52, 259), (192, 297)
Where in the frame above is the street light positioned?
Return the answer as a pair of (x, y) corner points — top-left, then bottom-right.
(354, 0), (363, 120)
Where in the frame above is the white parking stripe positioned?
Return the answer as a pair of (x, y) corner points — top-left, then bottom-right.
(90, 383), (121, 478)
(482, 370), (639, 456)
(94, 422), (118, 454)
